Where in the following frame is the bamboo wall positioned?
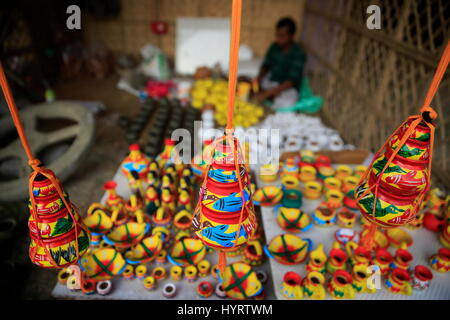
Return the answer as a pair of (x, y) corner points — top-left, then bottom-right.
(300, 0), (450, 189)
(83, 0), (305, 60)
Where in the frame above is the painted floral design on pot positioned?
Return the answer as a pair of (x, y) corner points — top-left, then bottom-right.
(327, 270), (355, 299)
(280, 271), (303, 300)
(385, 268), (412, 295)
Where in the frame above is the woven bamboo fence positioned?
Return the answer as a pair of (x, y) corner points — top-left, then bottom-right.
(300, 0), (450, 190)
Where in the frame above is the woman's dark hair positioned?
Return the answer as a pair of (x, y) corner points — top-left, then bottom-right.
(276, 17), (296, 35)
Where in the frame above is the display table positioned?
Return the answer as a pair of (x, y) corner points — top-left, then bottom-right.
(52, 168), (275, 300)
(256, 163), (450, 300)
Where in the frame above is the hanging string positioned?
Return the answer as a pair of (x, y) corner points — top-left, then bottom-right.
(226, 0), (242, 132)
(0, 62), (88, 267)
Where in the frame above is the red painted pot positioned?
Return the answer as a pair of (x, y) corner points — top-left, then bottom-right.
(423, 212), (446, 232)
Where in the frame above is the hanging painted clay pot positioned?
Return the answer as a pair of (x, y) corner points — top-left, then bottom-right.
(356, 116), (435, 229)
(221, 262), (262, 300)
(192, 136), (257, 253)
(28, 170), (90, 268)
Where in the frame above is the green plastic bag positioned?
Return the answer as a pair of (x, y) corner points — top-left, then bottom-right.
(277, 77), (323, 113)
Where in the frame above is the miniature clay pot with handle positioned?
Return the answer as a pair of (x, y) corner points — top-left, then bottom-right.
(326, 242), (348, 274)
(306, 243), (327, 274)
(280, 271), (303, 300)
(429, 247), (450, 273)
(351, 264), (376, 294)
(412, 265), (433, 291)
(374, 248), (394, 275)
(302, 271), (326, 300)
(385, 268), (412, 295)
(327, 270), (355, 299)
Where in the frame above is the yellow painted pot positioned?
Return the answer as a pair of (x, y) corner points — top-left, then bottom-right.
(280, 271), (303, 300)
(259, 164), (279, 182)
(122, 264), (134, 280)
(312, 205), (337, 227)
(336, 208), (357, 228)
(440, 225), (450, 248)
(299, 165), (317, 182)
(170, 265), (183, 281)
(352, 264), (376, 294)
(83, 208), (113, 235)
(385, 228), (413, 248)
(342, 176), (359, 194)
(335, 165), (353, 180)
(152, 266), (167, 280)
(327, 270), (355, 299)
(124, 233), (163, 264)
(197, 260), (211, 277)
(325, 190), (344, 209)
(302, 271), (326, 300)
(156, 249), (167, 264)
(169, 238), (206, 267)
(143, 276), (156, 290)
(80, 248), (126, 280)
(103, 222), (149, 250)
(385, 268), (412, 295)
(306, 243), (327, 274)
(184, 265), (198, 282)
(324, 177), (342, 192)
(221, 262), (262, 300)
(276, 207), (312, 233)
(135, 264), (147, 280)
(265, 234), (311, 265)
(304, 181), (323, 200)
(253, 186), (283, 206)
(280, 175), (300, 190)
